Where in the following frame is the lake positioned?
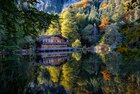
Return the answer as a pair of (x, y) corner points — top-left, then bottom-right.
(0, 50), (140, 94)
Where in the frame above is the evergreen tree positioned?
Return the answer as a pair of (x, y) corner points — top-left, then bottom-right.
(0, 0), (57, 51)
(45, 20), (61, 35)
(60, 10), (80, 43)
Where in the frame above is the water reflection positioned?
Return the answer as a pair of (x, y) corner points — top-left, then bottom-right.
(0, 50), (140, 94)
(0, 54), (33, 94)
(36, 52), (70, 66)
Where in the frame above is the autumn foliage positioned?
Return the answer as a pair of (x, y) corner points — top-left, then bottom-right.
(99, 17), (110, 30)
(101, 69), (111, 81)
(100, 2), (111, 9)
(74, 0), (90, 8)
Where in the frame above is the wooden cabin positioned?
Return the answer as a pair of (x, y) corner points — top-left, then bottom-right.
(36, 34), (70, 51)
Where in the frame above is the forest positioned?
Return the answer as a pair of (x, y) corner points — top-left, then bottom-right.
(0, 0), (140, 94)
(0, 0), (139, 53)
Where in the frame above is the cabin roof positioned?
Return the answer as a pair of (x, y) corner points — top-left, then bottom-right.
(37, 34), (68, 42)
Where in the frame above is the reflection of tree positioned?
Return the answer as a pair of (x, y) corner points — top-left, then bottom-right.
(34, 58), (78, 92)
(99, 51), (123, 93)
(0, 55), (33, 94)
(101, 69), (111, 81)
(100, 51), (122, 75)
(73, 53), (104, 93)
(126, 73), (140, 94)
(26, 51), (140, 94)
(72, 52), (82, 61)
(78, 53), (103, 75)
(47, 66), (61, 83)
(100, 50), (140, 94)
(38, 53), (104, 93)
(102, 72), (140, 94)
(27, 64), (71, 94)
(61, 62), (75, 91)
(37, 66), (52, 85)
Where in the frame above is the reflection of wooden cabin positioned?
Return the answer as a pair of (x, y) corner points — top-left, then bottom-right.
(37, 52), (69, 66)
(36, 34), (76, 52)
(42, 56), (68, 66)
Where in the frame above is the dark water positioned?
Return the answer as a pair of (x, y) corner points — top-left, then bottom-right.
(0, 51), (140, 94)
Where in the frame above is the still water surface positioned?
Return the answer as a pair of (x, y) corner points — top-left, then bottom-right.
(0, 51), (140, 94)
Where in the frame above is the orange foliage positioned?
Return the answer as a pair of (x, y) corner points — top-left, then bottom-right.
(99, 17), (110, 30)
(100, 2), (111, 9)
(74, 0), (90, 8)
(101, 69), (111, 81)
